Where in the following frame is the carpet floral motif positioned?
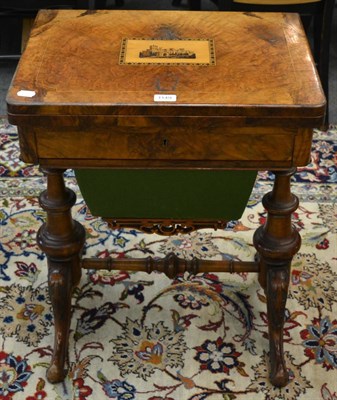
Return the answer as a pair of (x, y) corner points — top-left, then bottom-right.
(0, 119), (337, 399)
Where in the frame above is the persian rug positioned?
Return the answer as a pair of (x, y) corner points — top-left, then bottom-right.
(0, 117), (336, 400)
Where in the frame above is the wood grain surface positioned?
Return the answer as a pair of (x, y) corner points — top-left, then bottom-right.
(7, 10), (325, 121)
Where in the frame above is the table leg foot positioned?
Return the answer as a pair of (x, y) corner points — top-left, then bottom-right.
(253, 168), (300, 387)
(45, 262), (74, 383)
(37, 169), (86, 383)
(47, 363), (67, 384)
(266, 262), (290, 387)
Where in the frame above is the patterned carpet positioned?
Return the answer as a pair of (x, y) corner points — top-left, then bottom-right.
(0, 118), (336, 400)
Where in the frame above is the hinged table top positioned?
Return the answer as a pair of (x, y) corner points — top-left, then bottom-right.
(7, 10), (325, 123)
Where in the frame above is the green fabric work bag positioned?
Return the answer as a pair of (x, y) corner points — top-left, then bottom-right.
(75, 170), (257, 221)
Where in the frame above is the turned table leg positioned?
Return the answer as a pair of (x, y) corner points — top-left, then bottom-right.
(253, 168), (301, 387)
(37, 169), (86, 383)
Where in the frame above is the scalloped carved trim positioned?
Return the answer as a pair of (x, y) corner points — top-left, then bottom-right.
(104, 218), (228, 236)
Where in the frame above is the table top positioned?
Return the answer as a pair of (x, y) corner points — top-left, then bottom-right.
(7, 9), (325, 124)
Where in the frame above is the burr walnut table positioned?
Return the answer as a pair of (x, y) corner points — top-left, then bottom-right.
(7, 9), (325, 387)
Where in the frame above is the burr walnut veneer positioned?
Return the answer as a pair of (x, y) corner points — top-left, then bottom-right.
(7, 9), (325, 387)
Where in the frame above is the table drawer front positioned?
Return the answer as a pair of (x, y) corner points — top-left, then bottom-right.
(36, 127), (294, 162)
